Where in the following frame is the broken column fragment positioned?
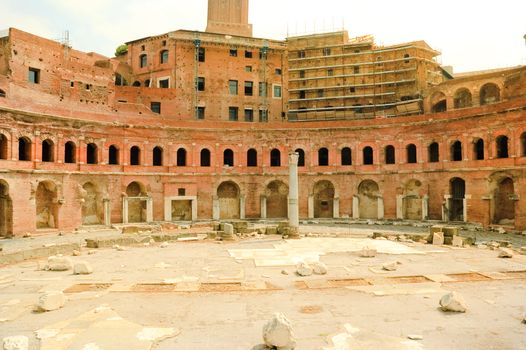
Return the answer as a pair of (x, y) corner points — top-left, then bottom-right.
(439, 292), (467, 313)
(262, 313), (296, 350)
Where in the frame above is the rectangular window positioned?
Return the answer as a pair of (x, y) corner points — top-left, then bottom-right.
(245, 65), (252, 72)
(229, 49), (238, 57)
(197, 107), (205, 120)
(178, 188), (186, 196)
(140, 54), (147, 68)
(350, 87), (356, 93)
(273, 85), (282, 98)
(198, 47), (205, 62)
(275, 68), (282, 75)
(159, 78), (169, 88)
(244, 81), (253, 96)
(259, 50), (267, 60)
(354, 66), (360, 74)
(162, 40), (167, 46)
(160, 50), (169, 64)
(258, 82), (267, 97)
(229, 80), (238, 95)
(317, 89), (324, 98)
(245, 50), (252, 58)
(259, 109), (268, 122)
(299, 70), (305, 79)
(244, 109), (254, 122)
(298, 50), (305, 58)
(28, 67), (40, 84)
(323, 48), (331, 56)
(228, 107), (239, 121)
(327, 69), (334, 76)
(197, 77), (205, 91)
(151, 102), (161, 114)
(299, 91), (306, 99)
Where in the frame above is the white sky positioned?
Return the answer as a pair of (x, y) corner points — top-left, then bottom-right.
(2, 0), (526, 73)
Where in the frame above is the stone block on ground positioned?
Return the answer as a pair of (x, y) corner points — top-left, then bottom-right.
(433, 232), (444, 245)
(360, 247), (377, 258)
(442, 226), (459, 237)
(160, 242), (169, 248)
(439, 291), (467, 313)
(430, 225), (444, 234)
(46, 256), (73, 271)
(36, 291), (65, 312)
(311, 261), (327, 275)
(73, 261), (93, 275)
(2, 336), (28, 350)
(262, 313), (296, 350)
(223, 223), (235, 235)
(265, 227), (278, 235)
(498, 248), (514, 258)
(296, 262), (313, 276)
(382, 261), (398, 271)
(452, 236), (464, 247)
(121, 226), (142, 234)
(444, 236), (453, 245)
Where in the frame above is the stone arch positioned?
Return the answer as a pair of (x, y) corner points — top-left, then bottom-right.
(18, 136), (32, 161)
(82, 182), (102, 225)
(406, 144), (417, 163)
(453, 88), (472, 109)
(358, 180), (380, 219)
(473, 138), (484, 160)
(403, 179), (422, 220)
(449, 177), (465, 221)
(428, 142), (439, 162)
(130, 146), (141, 166)
(492, 176), (515, 225)
(430, 91), (447, 113)
(385, 145), (395, 164)
(313, 180), (335, 218)
(108, 145), (119, 165)
(177, 148), (187, 166)
(223, 149), (234, 167)
(495, 135), (509, 159)
(126, 181), (147, 223)
(64, 141), (76, 163)
(270, 148), (281, 167)
(36, 181), (59, 229)
(0, 180), (13, 237)
(265, 180), (288, 218)
(295, 148), (305, 166)
(480, 83), (500, 105)
(318, 147), (329, 166)
(341, 147), (352, 165)
(153, 146), (163, 166)
(217, 181), (240, 219)
(247, 148), (257, 167)
(0, 132), (8, 160)
(201, 148), (211, 167)
(0, 89), (5, 98)
(86, 143), (98, 164)
(42, 139), (54, 162)
(132, 81), (141, 87)
(363, 146), (374, 165)
(451, 140), (462, 161)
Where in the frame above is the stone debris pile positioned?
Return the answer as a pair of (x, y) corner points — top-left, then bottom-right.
(262, 313), (296, 350)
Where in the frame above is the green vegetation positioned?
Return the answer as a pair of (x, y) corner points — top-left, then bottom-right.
(115, 44), (128, 56)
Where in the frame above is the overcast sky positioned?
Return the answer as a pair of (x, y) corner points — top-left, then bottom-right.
(2, 0), (525, 73)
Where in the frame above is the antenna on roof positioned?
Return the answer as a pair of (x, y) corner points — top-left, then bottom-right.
(56, 30), (71, 48)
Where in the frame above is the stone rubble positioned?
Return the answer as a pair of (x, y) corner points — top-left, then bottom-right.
(72, 249), (81, 256)
(45, 255), (73, 271)
(262, 313), (296, 350)
(382, 261), (398, 271)
(311, 261), (328, 275)
(360, 247), (377, 258)
(296, 262), (313, 276)
(498, 248), (514, 258)
(160, 242), (169, 248)
(432, 232), (444, 245)
(439, 292), (467, 313)
(2, 336), (29, 350)
(36, 291), (65, 312)
(407, 334), (423, 340)
(73, 261), (93, 275)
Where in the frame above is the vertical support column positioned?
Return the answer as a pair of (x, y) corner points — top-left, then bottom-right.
(396, 195), (404, 219)
(288, 152), (300, 237)
(191, 198), (198, 221)
(146, 197), (153, 223)
(164, 198), (172, 222)
(260, 195), (267, 219)
(333, 197), (339, 218)
(240, 195), (246, 220)
(212, 196), (220, 220)
(422, 195), (429, 220)
(307, 195), (314, 219)
(463, 195), (471, 222)
(103, 199), (111, 226)
(377, 196), (384, 220)
(443, 195), (451, 221)
(352, 196), (359, 219)
(122, 197), (128, 224)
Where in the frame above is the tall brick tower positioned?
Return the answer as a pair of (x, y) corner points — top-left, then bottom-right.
(206, 0), (253, 37)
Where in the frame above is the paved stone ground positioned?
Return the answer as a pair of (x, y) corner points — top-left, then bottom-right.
(1, 225), (526, 349)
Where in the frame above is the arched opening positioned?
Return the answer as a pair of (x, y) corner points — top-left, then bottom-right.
(406, 144), (417, 163)
(64, 141), (76, 163)
(480, 83), (500, 105)
(0, 89), (6, 98)
(176, 148), (187, 166)
(0, 134), (7, 160)
(385, 145), (395, 164)
(493, 177), (515, 225)
(451, 141), (462, 161)
(341, 147), (352, 165)
(223, 149), (234, 167)
(41, 139), (54, 162)
(449, 178), (465, 221)
(132, 81), (141, 87)
(266, 180), (288, 218)
(36, 181), (58, 229)
(247, 149), (257, 167)
(313, 180), (335, 218)
(496, 136), (509, 159)
(18, 137), (31, 161)
(130, 146), (141, 165)
(200, 149), (211, 167)
(81, 182), (102, 225)
(108, 145), (119, 165)
(453, 88), (472, 109)
(295, 148), (305, 167)
(474, 139), (484, 160)
(318, 148), (329, 166)
(428, 142), (439, 163)
(0, 181), (13, 237)
(217, 181), (240, 219)
(270, 149), (281, 167)
(153, 146), (163, 166)
(521, 132), (526, 157)
(86, 143), (98, 164)
(403, 179), (422, 220)
(363, 146), (373, 165)
(126, 181), (147, 223)
(358, 180), (380, 219)
(430, 91), (447, 113)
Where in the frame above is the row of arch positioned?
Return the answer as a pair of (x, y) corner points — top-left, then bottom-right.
(3, 134), (525, 167)
(430, 82), (501, 113)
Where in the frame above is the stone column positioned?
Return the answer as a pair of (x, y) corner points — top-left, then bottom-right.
(443, 195), (451, 221)
(191, 198), (198, 221)
(307, 195), (314, 219)
(333, 197), (339, 218)
(463, 195), (471, 222)
(122, 197), (129, 224)
(164, 198), (172, 222)
(103, 199), (111, 226)
(422, 195), (429, 220)
(396, 195), (404, 219)
(240, 195), (246, 220)
(212, 196), (220, 220)
(288, 152), (300, 236)
(260, 195), (267, 219)
(377, 196), (384, 220)
(352, 196), (359, 219)
(146, 197), (153, 223)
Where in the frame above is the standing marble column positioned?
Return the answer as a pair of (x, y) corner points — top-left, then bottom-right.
(288, 152), (300, 237)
